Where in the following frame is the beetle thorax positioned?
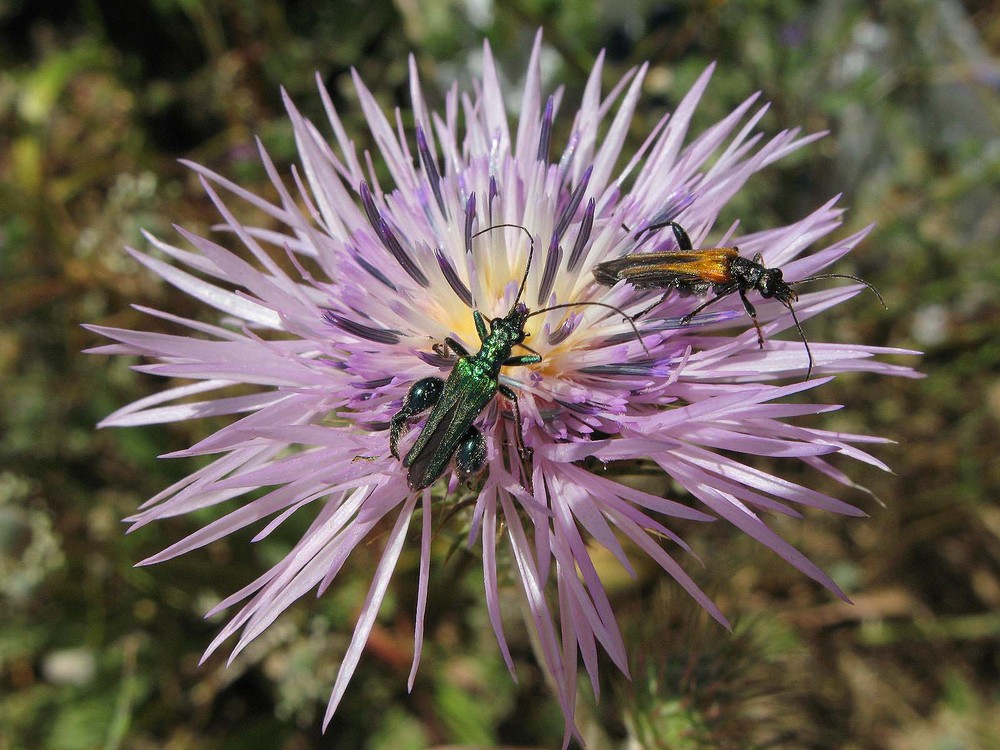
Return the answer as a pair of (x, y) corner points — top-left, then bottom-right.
(731, 255), (766, 291)
(489, 315), (525, 351)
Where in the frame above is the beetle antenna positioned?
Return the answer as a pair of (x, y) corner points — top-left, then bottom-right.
(782, 300), (814, 381)
(472, 223), (536, 309)
(791, 273), (886, 308)
(528, 301), (650, 356)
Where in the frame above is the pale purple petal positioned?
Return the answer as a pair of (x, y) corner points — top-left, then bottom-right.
(407, 490), (432, 691)
(323, 494), (417, 727)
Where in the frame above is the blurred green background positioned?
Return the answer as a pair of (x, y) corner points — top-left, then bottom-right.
(1, 1), (998, 748)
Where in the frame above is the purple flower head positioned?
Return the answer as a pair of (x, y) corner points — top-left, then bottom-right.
(88, 32), (919, 743)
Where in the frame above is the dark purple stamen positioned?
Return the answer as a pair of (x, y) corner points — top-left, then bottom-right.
(378, 217), (430, 287)
(580, 361), (668, 376)
(358, 181), (383, 232)
(554, 398), (606, 416)
(536, 95), (554, 163)
(416, 126), (447, 218)
(436, 249), (473, 307)
(415, 348), (456, 368)
(547, 313), (579, 345)
(349, 245), (397, 290)
(488, 176), (499, 225)
(356, 420), (391, 432)
(323, 310), (401, 345)
(601, 330), (645, 345)
(553, 165), (593, 242)
(536, 242), (562, 306)
(464, 193), (477, 256)
(566, 198), (595, 272)
(359, 181), (430, 288)
(349, 376), (394, 389)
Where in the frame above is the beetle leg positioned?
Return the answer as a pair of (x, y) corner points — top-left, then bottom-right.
(390, 377), (445, 458)
(679, 285), (736, 325)
(633, 291), (670, 320)
(737, 289), (765, 348)
(635, 219), (694, 250)
(503, 354), (541, 367)
(454, 425), (487, 477)
(667, 221), (693, 250)
(501, 355), (540, 479)
(444, 336), (470, 357)
(498, 384), (531, 462)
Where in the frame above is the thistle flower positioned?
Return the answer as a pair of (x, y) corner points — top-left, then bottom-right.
(88, 32), (917, 742)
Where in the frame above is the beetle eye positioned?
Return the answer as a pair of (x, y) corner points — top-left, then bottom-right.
(760, 269), (784, 297)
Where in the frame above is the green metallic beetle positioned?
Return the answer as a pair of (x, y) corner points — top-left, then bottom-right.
(390, 224), (643, 491)
(390, 301), (539, 491)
